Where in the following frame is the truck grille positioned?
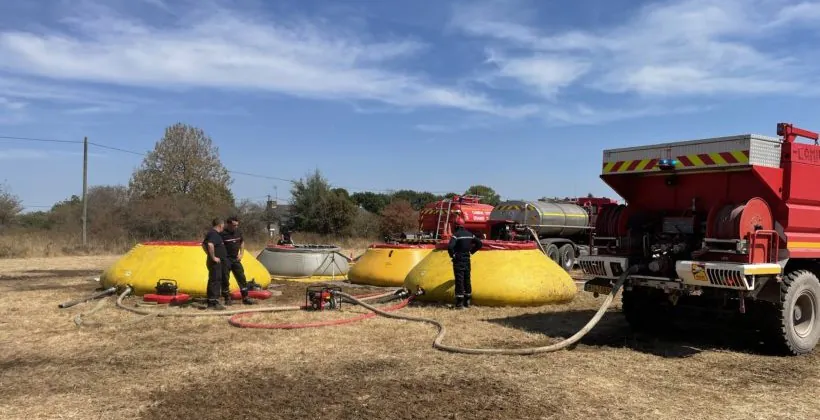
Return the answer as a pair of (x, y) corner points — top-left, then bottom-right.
(580, 260), (607, 276)
(705, 268), (752, 290)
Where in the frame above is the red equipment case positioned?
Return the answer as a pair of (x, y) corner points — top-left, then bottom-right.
(230, 289), (273, 300)
(143, 293), (191, 304)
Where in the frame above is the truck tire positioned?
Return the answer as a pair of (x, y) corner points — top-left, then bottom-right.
(545, 244), (560, 265)
(767, 270), (820, 355)
(621, 286), (673, 332)
(558, 244), (575, 271)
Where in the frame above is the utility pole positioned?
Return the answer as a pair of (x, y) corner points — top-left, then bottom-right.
(82, 136), (88, 247)
(266, 194), (272, 236)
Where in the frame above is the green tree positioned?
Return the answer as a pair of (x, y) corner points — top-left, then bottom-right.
(128, 123), (234, 206)
(352, 209), (380, 238)
(17, 211), (53, 230)
(47, 186), (131, 241)
(464, 185), (501, 206)
(234, 199), (269, 242)
(391, 190), (439, 210)
(379, 199), (418, 237)
(0, 183), (22, 226)
(86, 185), (129, 239)
(125, 195), (205, 240)
(289, 170), (358, 235)
(48, 194), (82, 229)
(351, 191), (391, 214)
(332, 188), (350, 200)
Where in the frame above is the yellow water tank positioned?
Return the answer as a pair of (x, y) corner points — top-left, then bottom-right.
(349, 243), (435, 287)
(404, 241), (576, 306)
(100, 241), (272, 296)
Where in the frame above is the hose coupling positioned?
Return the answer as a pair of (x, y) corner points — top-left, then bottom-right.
(393, 288), (412, 299)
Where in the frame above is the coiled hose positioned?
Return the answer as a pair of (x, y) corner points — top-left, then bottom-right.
(113, 286), (396, 317)
(228, 294), (413, 329)
(335, 265), (638, 355)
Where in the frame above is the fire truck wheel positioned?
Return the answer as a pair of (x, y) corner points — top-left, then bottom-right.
(621, 286), (673, 332)
(771, 270), (820, 355)
(558, 244), (575, 272)
(545, 244), (560, 265)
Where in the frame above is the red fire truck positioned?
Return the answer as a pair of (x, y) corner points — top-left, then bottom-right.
(579, 123), (820, 355)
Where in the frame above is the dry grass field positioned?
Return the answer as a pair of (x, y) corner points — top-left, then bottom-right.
(0, 230), (374, 259)
(2, 255), (820, 419)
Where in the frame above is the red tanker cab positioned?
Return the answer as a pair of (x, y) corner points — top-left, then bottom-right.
(418, 195), (494, 238)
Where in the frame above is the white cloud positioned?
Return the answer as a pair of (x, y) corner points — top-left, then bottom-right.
(451, 0), (820, 99)
(0, 96), (29, 125)
(0, 75), (149, 109)
(6, 0), (815, 127)
(482, 50), (590, 98)
(0, 97), (27, 110)
(544, 104), (714, 126)
(0, 1), (533, 118)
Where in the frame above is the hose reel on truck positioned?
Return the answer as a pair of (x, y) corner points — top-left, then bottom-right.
(705, 197), (777, 262)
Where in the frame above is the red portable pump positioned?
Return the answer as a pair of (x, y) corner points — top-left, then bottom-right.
(306, 286), (342, 311)
(143, 279), (191, 305)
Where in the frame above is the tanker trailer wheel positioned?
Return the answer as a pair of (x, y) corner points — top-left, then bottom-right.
(621, 286), (673, 332)
(558, 244), (576, 272)
(544, 244), (560, 265)
(767, 270), (820, 355)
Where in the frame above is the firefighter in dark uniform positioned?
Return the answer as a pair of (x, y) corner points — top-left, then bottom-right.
(202, 218), (229, 310)
(221, 216), (256, 305)
(277, 229), (294, 245)
(447, 217), (483, 309)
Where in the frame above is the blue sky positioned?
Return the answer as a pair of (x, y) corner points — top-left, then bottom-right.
(2, 0), (820, 211)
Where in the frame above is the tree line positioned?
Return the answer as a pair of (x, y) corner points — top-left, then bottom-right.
(0, 123), (502, 245)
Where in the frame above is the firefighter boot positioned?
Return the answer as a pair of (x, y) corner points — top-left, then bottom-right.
(239, 288), (256, 305)
(454, 295), (465, 309)
(223, 294), (233, 306)
(463, 293), (472, 308)
(208, 300), (226, 310)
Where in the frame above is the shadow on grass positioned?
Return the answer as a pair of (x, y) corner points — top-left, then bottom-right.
(140, 362), (558, 420)
(0, 269), (99, 282)
(0, 269), (100, 293)
(486, 308), (773, 358)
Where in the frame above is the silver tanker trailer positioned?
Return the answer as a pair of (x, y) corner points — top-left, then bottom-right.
(488, 197), (617, 271)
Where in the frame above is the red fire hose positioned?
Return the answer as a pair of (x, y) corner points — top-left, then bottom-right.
(228, 295), (415, 329)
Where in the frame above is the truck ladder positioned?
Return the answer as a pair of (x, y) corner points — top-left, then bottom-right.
(434, 200), (454, 239)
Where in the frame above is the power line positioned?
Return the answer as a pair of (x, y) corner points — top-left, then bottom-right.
(86, 142), (299, 183)
(87, 142), (145, 156)
(225, 169), (294, 183)
(0, 135), (82, 144)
